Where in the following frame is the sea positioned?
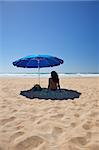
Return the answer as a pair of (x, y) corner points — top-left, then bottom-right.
(0, 73), (99, 78)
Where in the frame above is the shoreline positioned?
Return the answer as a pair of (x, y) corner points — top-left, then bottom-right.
(0, 76), (99, 79)
(0, 73), (99, 78)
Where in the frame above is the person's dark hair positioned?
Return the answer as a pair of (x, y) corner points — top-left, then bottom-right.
(51, 71), (59, 83)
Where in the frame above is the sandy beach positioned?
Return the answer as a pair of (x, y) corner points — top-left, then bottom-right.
(0, 77), (99, 150)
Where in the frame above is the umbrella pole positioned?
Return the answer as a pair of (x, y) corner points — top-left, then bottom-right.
(38, 67), (40, 85)
(38, 60), (40, 85)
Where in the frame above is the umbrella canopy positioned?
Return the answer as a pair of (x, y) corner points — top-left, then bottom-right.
(13, 54), (63, 68)
(13, 54), (64, 84)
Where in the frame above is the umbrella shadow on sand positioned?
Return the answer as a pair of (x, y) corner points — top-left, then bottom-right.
(20, 87), (81, 100)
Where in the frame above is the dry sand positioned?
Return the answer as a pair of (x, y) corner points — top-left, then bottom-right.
(0, 77), (99, 150)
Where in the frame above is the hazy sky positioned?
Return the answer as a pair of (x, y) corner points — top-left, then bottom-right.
(0, 0), (98, 73)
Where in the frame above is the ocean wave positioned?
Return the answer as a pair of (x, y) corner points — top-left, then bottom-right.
(0, 73), (99, 78)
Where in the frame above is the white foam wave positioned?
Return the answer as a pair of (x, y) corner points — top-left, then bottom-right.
(0, 73), (99, 78)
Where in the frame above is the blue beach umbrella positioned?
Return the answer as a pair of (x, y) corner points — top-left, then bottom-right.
(13, 54), (64, 84)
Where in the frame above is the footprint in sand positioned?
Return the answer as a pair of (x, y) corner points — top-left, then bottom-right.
(89, 111), (99, 117)
(95, 119), (99, 127)
(71, 122), (77, 127)
(1, 105), (6, 108)
(74, 113), (80, 118)
(52, 126), (63, 140)
(13, 136), (44, 150)
(0, 116), (16, 125)
(68, 132), (91, 148)
(82, 120), (94, 130)
(10, 131), (24, 142)
(11, 109), (17, 113)
(86, 132), (92, 139)
(68, 136), (88, 146)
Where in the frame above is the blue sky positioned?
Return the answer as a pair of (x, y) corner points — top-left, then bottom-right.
(0, 0), (98, 73)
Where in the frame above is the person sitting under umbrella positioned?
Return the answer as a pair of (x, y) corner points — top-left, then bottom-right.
(48, 71), (60, 90)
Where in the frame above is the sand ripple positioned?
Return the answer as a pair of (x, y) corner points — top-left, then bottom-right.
(0, 77), (99, 150)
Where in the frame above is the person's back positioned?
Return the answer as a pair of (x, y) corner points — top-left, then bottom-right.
(48, 71), (60, 90)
